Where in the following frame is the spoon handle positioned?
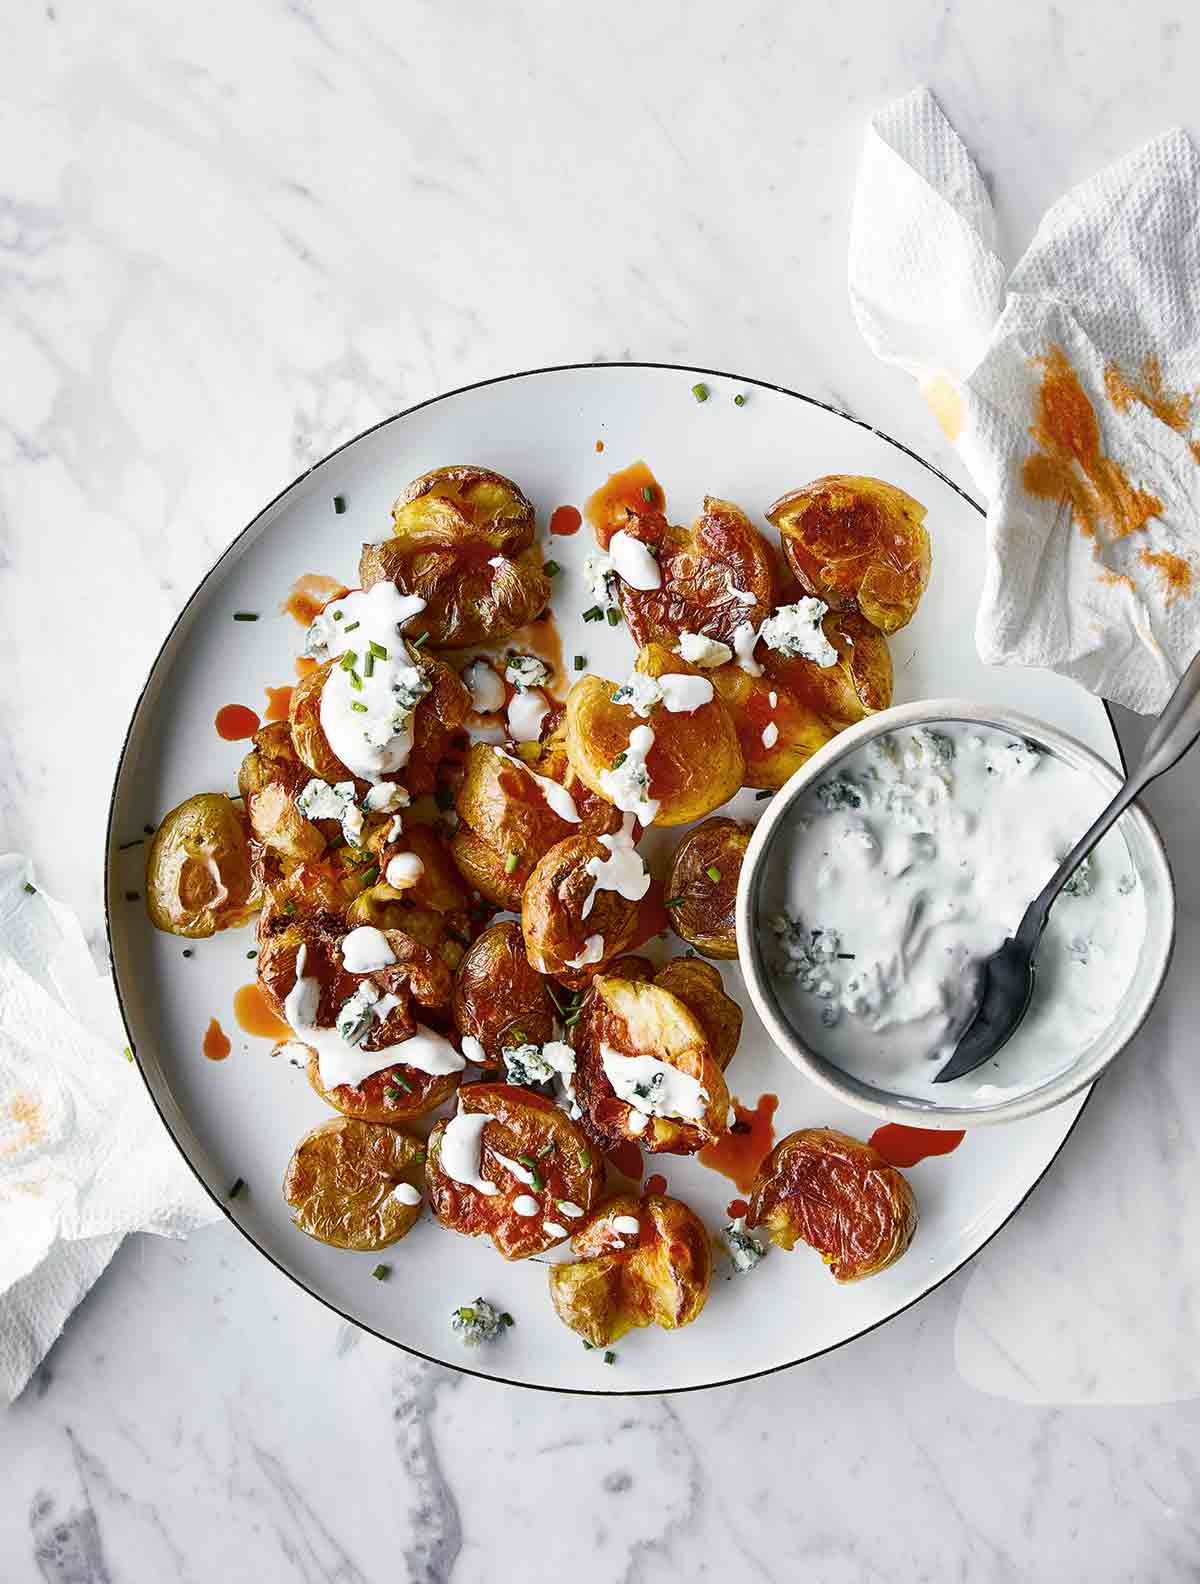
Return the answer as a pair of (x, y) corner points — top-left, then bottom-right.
(1016, 643), (1200, 947)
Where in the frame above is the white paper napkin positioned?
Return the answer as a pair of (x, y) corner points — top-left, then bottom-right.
(850, 87), (1200, 713)
(0, 855), (217, 1404)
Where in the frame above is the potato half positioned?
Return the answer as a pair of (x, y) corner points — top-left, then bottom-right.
(284, 1117), (426, 1250)
(145, 793), (261, 938)
(665, 818), (750, 959)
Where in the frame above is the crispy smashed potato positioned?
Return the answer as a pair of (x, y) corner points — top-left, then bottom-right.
(564, 644), (744, 826)
(238, 723), (325, 862)
(666, 818), (750, 959)
(360, 466), (547, 648)
(572, 970), (731, 1154)
(145, 793), (261, 938)
(453, 921), (557, 1064)
(283, 1117), (426, 1250)
(768, 475), (930, 634)
(548, 1192), (711, 1347)
(747, 1127), (918, 1282)
(426, 1083), (603, 1259)
(652, 958), (742, 1070)
(522, 834), (652, 990)
(589, 479), (778, 648)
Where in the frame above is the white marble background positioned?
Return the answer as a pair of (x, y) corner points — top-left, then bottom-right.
(4, 0), (1200, 1578)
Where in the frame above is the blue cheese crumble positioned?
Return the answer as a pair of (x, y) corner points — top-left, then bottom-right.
(724, 1219), (767, 1274)
(450, 1298), (513, 1346)
(759, 598), (838, 667)
(506, 654), (551, 691)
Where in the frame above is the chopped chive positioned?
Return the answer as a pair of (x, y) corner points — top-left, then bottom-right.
(573, 654), (586, 671)
(360, 865), (379, 885)
(122, 1046), (133, 1063)
(363, 653), (375, 678)
(517, 1155), (544, 1192)
(340, 650), (358, 672)
(606, 607), (621, 626)
(546, 984), (570, 1016)
(611, 751), (627, 769)
(348, 671), (363, 690)
(182, 949), (193, 958)
(372, 1264), (389, 1281)
(369, 640), (388, 660)
(538, 1143), (555, 1158)
(343, 621), (360, 634)
(579, 1149), (592, 1168)
(504, 852), (519, 874)
(582, 606), (603, 623)
(706, 865), (721, 883)
(691, 382), (709, 402)
(733, 393), (746, 407)
(582, 1340), (594, 1351)
(543, 560), (561, 577)
(227, 1178), (245, 1200)
(333, 495), (347, 513)
(124, 890), (140, 902)
(500, 1312), (514, 1328)
(603, 1350), (616, 1365)
(23, 882), (36, 895)
(563, 1011), (582, 1028)
(837, 952), (856, 960)
(333, 610), (344, 621)
(665, 895), (685, 909)
(350, 701), (368, 714)
(246, 949), (257, 959)
(387, 1073), (413, 1096)
(412, 632), (429, 649)
(118, 837), (144, 851)
(233, 612), (259, 622)
(755, 789), (773, 800)
(641, 485), (654, 504)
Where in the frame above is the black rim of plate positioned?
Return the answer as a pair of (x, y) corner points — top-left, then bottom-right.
(103, 359), (1110, 1398)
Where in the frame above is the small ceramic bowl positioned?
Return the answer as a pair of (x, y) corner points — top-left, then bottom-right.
(735, 699), (1176, 1128)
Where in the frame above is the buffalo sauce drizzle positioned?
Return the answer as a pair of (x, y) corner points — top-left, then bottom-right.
(263, 685), (293, 721)
(644, 1172), (667, 1196)
(604, 1139), (645, 1185)
(698, 1093), (778, 1193)
(234, 982), (292, 1043)
(503, 610), (567, 701)
(868, 1123), (965, 1168)
(282, 573), (348, 626)
(549, 505), (582, 536)
(584, 460), (664, 542)
(203, 1018), (231, 1061)
(214, 704), (261, 741)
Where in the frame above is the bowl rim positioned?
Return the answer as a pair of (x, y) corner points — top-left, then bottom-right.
(735, 696), (1177, 1129)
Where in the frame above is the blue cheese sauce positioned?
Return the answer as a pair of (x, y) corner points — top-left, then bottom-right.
(765, 723), (1146, 1102)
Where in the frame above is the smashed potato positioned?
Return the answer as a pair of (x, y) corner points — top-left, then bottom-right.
(768, 475), (930, 634)
(548, 1192), (711, 1347)
(572, 970), (731, 1154)
(238, 723), (325, 862)
(522, 834), (653, 990)
(453, 921), (557, 1064)
(652, 957), (742, 1070)
(283, 1117), (426, 1250)
(666, 818), (750, 959)
(426, 1083), (603, 1259)
(747, 1127), (918, 1282)
(359, 465), (547, 648)
(145, 793), (261, 938)
(564, 644), (744, 826)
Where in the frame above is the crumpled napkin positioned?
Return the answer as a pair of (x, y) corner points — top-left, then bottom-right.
(0, 855), (217, 1404)
(850, 86), (1200, 713)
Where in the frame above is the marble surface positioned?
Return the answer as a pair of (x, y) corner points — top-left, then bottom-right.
(4, 0), (1200, 1578)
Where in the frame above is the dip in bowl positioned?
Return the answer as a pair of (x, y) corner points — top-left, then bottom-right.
(736, 700), (1175, 1128)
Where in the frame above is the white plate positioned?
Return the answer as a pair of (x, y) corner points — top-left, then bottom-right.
(106, 363), (1115, 1395)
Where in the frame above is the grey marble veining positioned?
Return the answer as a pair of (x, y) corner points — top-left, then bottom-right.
(5, 0), (1200, 1578)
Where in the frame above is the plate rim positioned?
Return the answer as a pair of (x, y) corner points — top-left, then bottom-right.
(103, 358), (1112, 1396)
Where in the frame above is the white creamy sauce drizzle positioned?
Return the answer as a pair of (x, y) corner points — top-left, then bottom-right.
(385, 852), (425, 890)
(543, 1220), (568, 1239)
(582, 813), (651, 917)
(762, 722), (779, 750)
(460, 1033), (487, 1064)
(463, 659), (505, 714)
(556, 1200), (584, 1219)
(601, 1044), (710, 1121)
(598, 724), (659, 824)
(614, 671), (714, 716)
(512, 1194), (541, 1218)
(564, 933), (605, 968)
(609, 530), (662, 589)
(440, 1108), (500, 1195)
(363, 782), (409, 813)
(612, 1215), (641, 1236)
(508, 688), (551, 741)
(491, 1151), (538, 1187)
(730, 619), (763, 676)
(767, 723), (1147, 1102)
(341, 926), (396, 973)
(676, 631), (733, 668)
(391, 1182), (422, 1207)
(386, 814), (405, 841)
(308, 584), (430, 783)
(627, 1109), (648, 1134)
(494, 747), (580, 823)
(284, 944), (465, 1091)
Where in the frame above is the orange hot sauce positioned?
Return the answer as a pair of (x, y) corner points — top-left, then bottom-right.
(549, 505), (582, 536)
(698, 1094), (778, 1193)
(214, 704), (261, 741)
(233, 983), (292, 1042)
(203, 1018), (231, 1061)
(282, 573), (348, 626)
(584, 460), (664, 541)
(263, 685), (294, 721)
(868, 1123), (965, 1168)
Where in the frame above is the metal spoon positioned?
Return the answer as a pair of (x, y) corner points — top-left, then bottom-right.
(934, 644), (1200, 1084)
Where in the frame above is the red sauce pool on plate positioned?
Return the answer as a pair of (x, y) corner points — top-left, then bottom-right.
(214, 704), (261, 741)
(698, 1093), (778, 1193)
(644, 1173), (668, 1197)
(282, 573), (348, 627)
(234, 983), (292, 1042)
(549, 505), (582, 536)
(604, 1139), (645, 1184)
(203, 1018), (231, 1061)
(869, 1123), (965, 1168)
(264, 685), (293, 721)
(726, 1197), (749, 1219)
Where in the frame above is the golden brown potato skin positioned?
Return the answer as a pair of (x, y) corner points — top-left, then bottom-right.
(145, 793), (261, 938)
(548, 1192), (712, 1347)
(425, 1083), (603, 1259)
(283, 1117), (426, 1250)
(360, 466), (546, 648)
(767, 475), (930, 634)
(591, 486), (778, 649)
(571, 971), (731, 1154)
(652, 958), (742, 1070)
(238, 723), (326, 862)
(521, 835), (653, 990)
(747, 1127), (918, 1282)
(666, 818), (750, 959)
(564, 644), (745, 826)
(453, 921), (556, 1064)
